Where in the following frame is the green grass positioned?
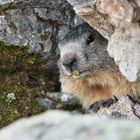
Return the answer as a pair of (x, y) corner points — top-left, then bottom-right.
(0, 41), (47, 127)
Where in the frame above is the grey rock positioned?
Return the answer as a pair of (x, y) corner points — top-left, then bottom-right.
(67, 0), (114, 39)
(0, 0), (76, 55)
(0, 0), (14, 5)
(36, 98), (58, 109)
(34, 7), (74, 25)
(46, 92), (80, 106)
(7, 8), (52, 53)
(36, 92), (83, 112)
(0, 15), (28, 46)
(58, 25), (70, 41)
(108, 25), (140, 81)
(1, 110), (140, 140)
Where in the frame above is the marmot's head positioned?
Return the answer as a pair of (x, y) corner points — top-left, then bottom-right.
(58, 23), (111, 79)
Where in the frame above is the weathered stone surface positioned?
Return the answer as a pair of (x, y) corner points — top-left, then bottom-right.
(96, 0), (135, 25)
(1, 110), (140, 140)
(108, 24), (140, 81)
(0, 0), (14, 5)
(46, 92), (80, 106)
(66, 0), (140, 81)
(91, 96), (140, 120)
(37, 92), (82, 111)
(0, 0), (75, 56)
(67, 0), (114, 39)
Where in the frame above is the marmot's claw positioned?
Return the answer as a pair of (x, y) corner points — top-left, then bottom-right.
(89, 100), (104, 112)
(113, 95), (118, 102)
(127, 94), (137, 103)
(89, 98), (117, 113)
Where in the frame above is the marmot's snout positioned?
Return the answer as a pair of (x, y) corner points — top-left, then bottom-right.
(61, 53), (78, 76)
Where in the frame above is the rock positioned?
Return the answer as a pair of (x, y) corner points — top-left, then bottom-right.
(66, 0), (140, 81)
(1, 110), (140, 140)
(0, 0), (140, 81)
(34, 7), (73, 25)
(96, 0), (135, 25)
(91, 96), (140, 120)
(58, 25), (70, 41)
(67, 0), (114, 39)
(0, 0), (76, 55)
(36, 91), (82, 112)
(46, 92), (80, 106)
(108, 24), (140, 81)
(36, 98), (58, 110)
(0, 0), (14, 5)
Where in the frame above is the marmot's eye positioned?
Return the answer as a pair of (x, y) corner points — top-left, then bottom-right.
(86, 34), (95, 45)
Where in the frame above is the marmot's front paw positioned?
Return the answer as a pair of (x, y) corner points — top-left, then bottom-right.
(89, 96), (118, 112)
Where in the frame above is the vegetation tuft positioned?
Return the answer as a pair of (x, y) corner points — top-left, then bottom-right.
(0, 41), (47, 128)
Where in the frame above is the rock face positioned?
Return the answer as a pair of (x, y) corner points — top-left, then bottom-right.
(1, 110), (140, 140)
(108, 25), (140, 81)
(66, 0), (140, 82)
(0, 0), (83, 55)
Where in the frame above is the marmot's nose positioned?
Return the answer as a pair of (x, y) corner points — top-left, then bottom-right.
(63, 58), (76, 69)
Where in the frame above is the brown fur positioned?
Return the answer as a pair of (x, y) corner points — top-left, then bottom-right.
(61, 67), (140, 107)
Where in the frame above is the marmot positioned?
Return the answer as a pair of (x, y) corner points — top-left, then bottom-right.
(58, 23), (140, 112)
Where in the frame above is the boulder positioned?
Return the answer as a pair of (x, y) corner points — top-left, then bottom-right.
(1, 110), (140, 140)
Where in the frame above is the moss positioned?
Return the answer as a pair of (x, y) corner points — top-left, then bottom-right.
(0, 41), (47, 128)
(40, 33), (48, 41)
(8, 22), (17, 30)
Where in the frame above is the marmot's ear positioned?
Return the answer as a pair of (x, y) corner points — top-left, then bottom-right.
(86, 34), (95, 45)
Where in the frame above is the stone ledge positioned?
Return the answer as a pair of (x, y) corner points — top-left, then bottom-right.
(1, 110), (140, 140)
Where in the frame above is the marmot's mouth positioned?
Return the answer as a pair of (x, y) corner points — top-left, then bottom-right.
(64, 67), (90, 78)
(74, 70), (90, 78)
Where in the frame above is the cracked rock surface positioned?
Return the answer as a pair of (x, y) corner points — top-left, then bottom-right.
(0, 0), (83, 55)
